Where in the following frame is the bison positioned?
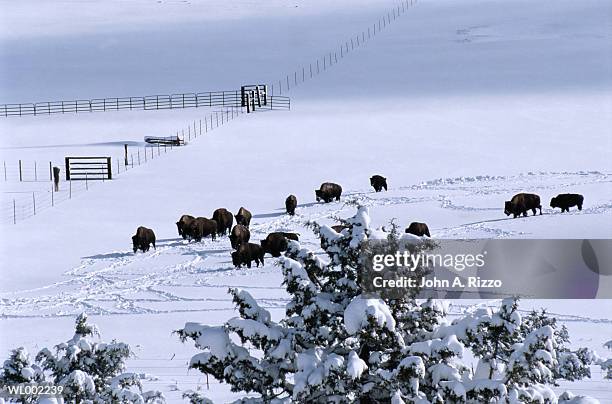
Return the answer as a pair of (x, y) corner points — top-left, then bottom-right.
(132, 226), (156, 253)
(235, 207), (252, 228)
(370, 175), (388, 192)
(405, 222), (430, 237)
(281, 232), (299, 241)
(232, 243), (265, 268)
(315, 182), (342, 203)
(212, 208), (233, 235)
(331, 224), (348, 233)
(550, 193), (584, 213)
(176, 214), (195, 239)
(229, 224), (250, 250)
(285, 195), (297, 216)
(260, 232), (299, 257)
(504, 193), (542, 218)
(189, 217), (217, 242)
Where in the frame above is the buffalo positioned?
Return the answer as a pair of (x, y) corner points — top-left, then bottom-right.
(189, 217), (217, 242)
(176, 215), (195, 239)
(281, 232), (299, 241)
(235, 207), (252, 228)
(132, 226), (156, 253)
(260, 232), (299, 257)
(405, 222), (430, 237)
(212, 208), (233, 235)
(232, 243), (265, 268)
(504, 193), (542, 218)
(550, 193), (584, 213)
(315, 182), (342, 203)
(285, 195), (297, 216)
(370, 175), (388, 192)
(229, 224), (250, 250)
(331, 224), (348, 233)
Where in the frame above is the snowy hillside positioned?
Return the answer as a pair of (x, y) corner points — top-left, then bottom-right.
(1, 0), (611, 402)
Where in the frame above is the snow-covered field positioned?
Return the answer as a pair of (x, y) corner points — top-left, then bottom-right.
(1, 0), (611, 402)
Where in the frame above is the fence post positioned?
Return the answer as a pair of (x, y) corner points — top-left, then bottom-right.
(205, 116), (208, 132)
(144, 148), (147, 163)
(49, 161), (52, 181)
(131, 154), (134, 166)
(69, 179), (72, 198)
(124, 144), (128, 166)
(85, 173), (88, 190)
(51, 184), (54, 206)
(13, 199), (16, 224)
(117, 158), (120, 174)
(199, 119), (202, 136)
(33, 192), (36, 215)
(19, 160), (22, 182)
(137, 149), (140, 165)
(106, 157), (111, 180)
(34, 161), (37, 181)
(216, 112), (219, 127)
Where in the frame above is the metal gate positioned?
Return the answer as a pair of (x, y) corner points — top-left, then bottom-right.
(65, 157), (112, 181)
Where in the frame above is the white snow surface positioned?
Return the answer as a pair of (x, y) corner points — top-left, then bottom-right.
(1, 0), (611, 401)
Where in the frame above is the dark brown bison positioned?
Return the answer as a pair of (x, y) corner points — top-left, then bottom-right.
(281, 232), (299, 241)
(370, 175), (388, 192)
(212, 208), (233, 235)
(405, 222), (430, 237)
(235, 207), (252, 228)
(504, 193), (542, 218)
(229, 224), (250, 249)
(260, 233), (290, 257)
(132, 226), (156, 253)
(315, 182), (342, 203)
(189, 217), (217, 242)
(232, 243), (265, 268)
(176, 215), (195, 239)
(331, 224), (348, 233)
(285, 195), (297, 215)
(550, 194), (584, 213)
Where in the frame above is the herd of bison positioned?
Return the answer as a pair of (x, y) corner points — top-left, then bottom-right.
(131, 175), (585, 268)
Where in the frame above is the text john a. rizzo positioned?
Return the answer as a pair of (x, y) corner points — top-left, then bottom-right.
(371, 276), (503, 289)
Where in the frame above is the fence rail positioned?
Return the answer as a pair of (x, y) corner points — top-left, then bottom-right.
(1, 105), (258, 224)
(0, 92), (290, 117)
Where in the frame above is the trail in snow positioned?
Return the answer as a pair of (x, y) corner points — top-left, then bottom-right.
(1, 171), (610, 320)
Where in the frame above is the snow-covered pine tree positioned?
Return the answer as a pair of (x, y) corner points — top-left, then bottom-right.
(520, 309), (592, 383)
(600, 340), (612, 380)
(32, 313), (165, 403)
(182, 390), (213, 404)
(177, 206), (596, 403)
(0, 347), (45, 404)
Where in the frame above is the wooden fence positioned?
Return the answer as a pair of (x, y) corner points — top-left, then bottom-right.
(65, 157), (112, 181)
(2, 105), (252, 224)
(0, 92), (290, 117)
